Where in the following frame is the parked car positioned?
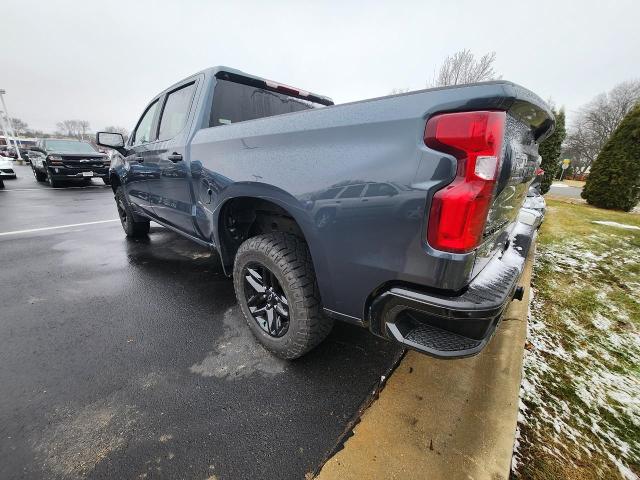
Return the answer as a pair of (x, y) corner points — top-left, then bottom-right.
(31, 139), (110, 187)
(0, 156), (17, 179)
(308, 181), (426, 228)
(97, 66), (554, 360)
(0, 146), (34, 163)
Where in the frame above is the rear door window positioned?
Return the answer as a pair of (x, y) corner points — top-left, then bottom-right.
(158, 83), (196, 141)
(315, 187), (342, 200)
(209, 80), (315, 127)
(364, 183), (397, 197)
(338, 184), (365, 198)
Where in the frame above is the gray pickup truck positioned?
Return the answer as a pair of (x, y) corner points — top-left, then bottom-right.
(98, 66), (553, 360)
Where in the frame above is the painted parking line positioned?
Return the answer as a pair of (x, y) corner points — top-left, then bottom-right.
(0, 219), (119, 237)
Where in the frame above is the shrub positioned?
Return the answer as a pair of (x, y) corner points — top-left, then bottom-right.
(538, 109), (566, 194)
(582, 104), (640, 211)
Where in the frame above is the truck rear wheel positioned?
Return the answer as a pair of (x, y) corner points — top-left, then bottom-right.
(233, 232), (333, 360)
(115, 186), (150, 237)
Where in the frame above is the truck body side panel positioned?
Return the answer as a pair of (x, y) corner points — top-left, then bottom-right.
(188, 78), (551, 320)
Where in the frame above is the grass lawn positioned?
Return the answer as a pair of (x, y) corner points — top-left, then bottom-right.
(512, 199), (640, 480)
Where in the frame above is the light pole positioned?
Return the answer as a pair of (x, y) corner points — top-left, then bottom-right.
(0, 89), (23, 161)
(0, 102), (12, 151)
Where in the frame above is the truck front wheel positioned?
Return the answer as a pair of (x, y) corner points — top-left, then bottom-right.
(46, 169), (61, 188)
(33, 167), (47, 182)
(115, 187), (150, 237)
(233, 232), (333, 360)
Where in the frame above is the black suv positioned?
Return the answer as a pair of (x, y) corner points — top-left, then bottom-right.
(31, 139), (110, 187)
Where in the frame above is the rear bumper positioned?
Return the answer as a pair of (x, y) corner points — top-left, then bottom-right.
(368, 212), (537, 358)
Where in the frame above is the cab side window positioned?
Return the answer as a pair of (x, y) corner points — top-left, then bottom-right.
(158, 83), (196, 141)
(131, 100), (159, 146)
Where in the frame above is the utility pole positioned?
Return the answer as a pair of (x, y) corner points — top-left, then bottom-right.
(0, 89), (23, 160)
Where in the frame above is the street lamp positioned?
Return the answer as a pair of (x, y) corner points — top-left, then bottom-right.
(0, 89), (23, 161)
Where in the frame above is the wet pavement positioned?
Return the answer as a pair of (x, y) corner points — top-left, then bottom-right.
(0, 164), (402, 480)
(548, 182), (583, 198)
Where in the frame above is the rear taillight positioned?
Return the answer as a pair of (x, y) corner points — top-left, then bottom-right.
(424, 110), (506, 253)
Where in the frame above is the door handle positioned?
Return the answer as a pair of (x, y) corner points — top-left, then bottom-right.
(168, 153), (183, 163)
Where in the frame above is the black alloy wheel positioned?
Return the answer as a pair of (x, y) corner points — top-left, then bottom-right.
(243, 263), (290, 337)
(114, 186), (150, 237)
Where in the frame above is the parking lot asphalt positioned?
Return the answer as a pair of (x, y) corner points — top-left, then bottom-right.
(0, 164), (403, 480)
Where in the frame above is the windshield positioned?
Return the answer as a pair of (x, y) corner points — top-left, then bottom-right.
(44, 140), (97, 154)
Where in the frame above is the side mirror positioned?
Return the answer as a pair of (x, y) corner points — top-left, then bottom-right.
(96, 131), (125, 149)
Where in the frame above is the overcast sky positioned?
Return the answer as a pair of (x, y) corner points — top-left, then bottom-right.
(2, 0), (639, 134)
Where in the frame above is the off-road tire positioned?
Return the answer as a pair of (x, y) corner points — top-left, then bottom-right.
(115, 186), (150, 237)
(102, 177), (111, 186)
(233, 232), (334, 359)
(33, 168), (47, 182)
(46, 168), (61, 188)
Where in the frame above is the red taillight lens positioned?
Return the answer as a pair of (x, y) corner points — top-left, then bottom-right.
(424, 111), (506, 253)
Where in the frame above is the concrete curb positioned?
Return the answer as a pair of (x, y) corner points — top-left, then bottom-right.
(316, 247), (535, 480)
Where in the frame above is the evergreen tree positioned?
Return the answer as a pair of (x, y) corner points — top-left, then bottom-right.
(538, 109), (566, 194)
(582, 104), (640, 211)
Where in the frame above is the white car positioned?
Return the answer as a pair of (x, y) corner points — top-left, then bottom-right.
(0, 156), (16, 179)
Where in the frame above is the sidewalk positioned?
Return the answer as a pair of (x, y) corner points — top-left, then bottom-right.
(316, 249), (535, 480)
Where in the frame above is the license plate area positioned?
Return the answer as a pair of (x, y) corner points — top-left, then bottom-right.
(82, 171), (94, 177)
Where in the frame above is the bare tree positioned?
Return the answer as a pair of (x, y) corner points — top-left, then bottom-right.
(564, 80), (640, 174)
(55, 119), (92, 140)
(1, 116), (29, 136)
(103, 125), (129, 142)
(78, 120), (90, 140)
(56, 120), (78, 138)
(429, 49), (501, 87)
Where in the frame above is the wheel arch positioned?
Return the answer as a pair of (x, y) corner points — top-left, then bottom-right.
(214, 184), (334, 308)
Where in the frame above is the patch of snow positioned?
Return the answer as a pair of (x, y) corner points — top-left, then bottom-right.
(592, 313), (612, 330)
(592, 221), (640, 231)
(512, 237), (640, 478)
(189, 307), (286, 379)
